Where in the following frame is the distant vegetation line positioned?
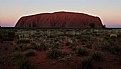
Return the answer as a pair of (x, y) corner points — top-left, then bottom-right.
(0, 27), (121, 29)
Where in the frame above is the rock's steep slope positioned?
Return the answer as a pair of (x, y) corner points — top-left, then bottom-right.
(15, 11), (103, 28)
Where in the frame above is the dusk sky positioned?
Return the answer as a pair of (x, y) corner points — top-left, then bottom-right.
(0, 0), (121, 28)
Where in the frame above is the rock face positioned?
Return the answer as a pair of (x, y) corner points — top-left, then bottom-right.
(15, 11), (103, 28)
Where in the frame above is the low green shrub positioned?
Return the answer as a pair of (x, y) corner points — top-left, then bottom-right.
(15, 46), (32, 51)
(85, 41), (92, 49)
(29, 45), (43, 51)
(111, 47), (121, 56)
(46, 49), (62, 59)
(100, 40), (121, 56)
(17, 58), (32, 69)
(0, 56), (6, 65)
(17, 39), (31, 44)
(70, 45), (77, 51)
(12, 53), (32, 69)
(90, 52), (104, 62)
(33, 43), (51, 51)
(12, 53), (25, 61)
(51, 44), (59, 49)
(75, 47), (89, 56)
(25, 50), (36, 57)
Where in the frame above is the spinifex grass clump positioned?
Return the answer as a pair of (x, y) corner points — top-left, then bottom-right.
(30, 43), (50, 51)
(15, 45), (30, 51)
(17, 57), (32, 69)
(0, 56), (6, 65)
(0, 30), (15, 41)
(111, 46), (121, 56)
(12, 53), (32, 69)
(17, 39), (31, 44)
(100, 39), (121, 56)
(25, 50), (36, 57)
(79, 35), (93, 49)
(90, 51), (104, 62)
(46, 49), (62, 59)
(74, 47), (89, 56)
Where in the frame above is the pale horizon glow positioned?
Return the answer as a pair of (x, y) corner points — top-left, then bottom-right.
(0, 0), (121, 28)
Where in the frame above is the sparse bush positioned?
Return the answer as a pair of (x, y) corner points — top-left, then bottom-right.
(75, 47), (89, 56)
(80, 35), (91, 43)
(0, 30), (15, 41)
(66, 41), (73, 46)
(29, 44), (42, 51)
(69, 44), (76, 50)
(12, 53), (25, 61)
(25, 50), (36, 57)
(100, 42), (110, 51)
(81, 57), (92, 69)
(85, 41), (92, 49)
(12, 53), (32, 69)
(17, 58), (32, 69)
(90, 52), (104, 61)
(100, 39), (121, 56)
(111, 47), (121, 56)
(40, 44), (50, 51)
(0, 56), (6, 65)
(26, 43), (50, 51)
(0, 56), (9, 69)
(17, 39), (31, 44)
(46, 49), (62, 58)
(33, 43), (51, 51)
(15, 46), (31, 51)
(51, 44), (59, 49)
(79, 35), (93, 49)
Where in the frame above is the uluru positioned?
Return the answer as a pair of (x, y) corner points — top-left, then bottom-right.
(15, 11), (103, 28)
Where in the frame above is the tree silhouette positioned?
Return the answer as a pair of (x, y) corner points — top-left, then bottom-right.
(103, 25), (106, 29)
